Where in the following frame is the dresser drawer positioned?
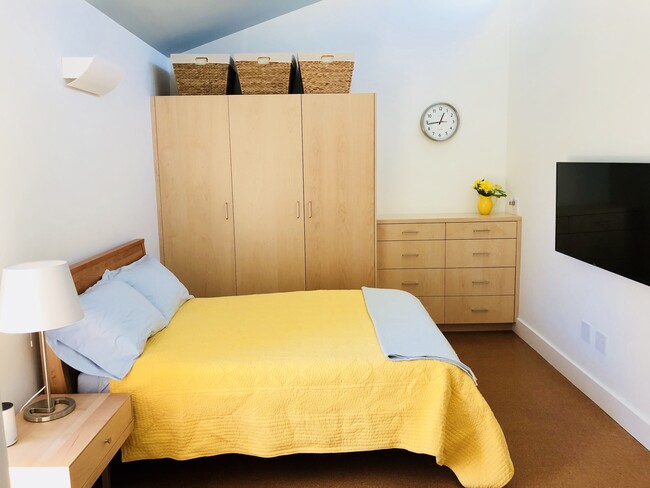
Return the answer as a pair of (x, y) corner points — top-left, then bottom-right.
(72, 396), (133, 488)
(377, 241), (445, 269)
(445, 296), (515, 324)
(377, 269), (444, 296)
(446, 221), (517, 239)
(419, 297), (445, 325)
(446, 239), (516, 268)
(445, 268), (515, 296)
(377, 223), (445, 241)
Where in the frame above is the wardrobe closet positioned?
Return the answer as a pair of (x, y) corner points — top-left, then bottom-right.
(151, 93), (376, 297)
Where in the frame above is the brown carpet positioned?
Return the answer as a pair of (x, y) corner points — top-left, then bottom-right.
(110, 332), (650, 487)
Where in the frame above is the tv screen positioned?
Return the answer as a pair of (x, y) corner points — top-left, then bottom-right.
(555, 162), (650, 287)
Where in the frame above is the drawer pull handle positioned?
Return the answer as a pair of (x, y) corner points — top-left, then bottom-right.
(473, 229), (491, 233)
(471, 308), (489, 313)
(401, 230), (420, 234)
(401, 281), (420, 286)
(402, 253), (420, 257)
(472, 252), (491, 256)
(472, 280), (491, 285)
(104, 437), (112, 445)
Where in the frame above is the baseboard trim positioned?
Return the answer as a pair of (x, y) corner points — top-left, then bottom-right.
(514, 318), (650, 451)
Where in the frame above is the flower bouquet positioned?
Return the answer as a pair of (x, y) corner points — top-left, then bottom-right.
(473, 179), (507, 215)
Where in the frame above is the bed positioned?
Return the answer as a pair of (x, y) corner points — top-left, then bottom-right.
(44, 239), (514, 488)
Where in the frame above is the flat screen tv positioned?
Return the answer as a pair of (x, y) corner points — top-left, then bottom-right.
(556, 162), (650, 287)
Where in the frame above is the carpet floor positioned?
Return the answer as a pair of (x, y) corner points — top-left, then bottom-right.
(111, 331), (650, 487)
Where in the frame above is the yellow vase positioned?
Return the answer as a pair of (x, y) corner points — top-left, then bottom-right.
(477, 195), (494, 215)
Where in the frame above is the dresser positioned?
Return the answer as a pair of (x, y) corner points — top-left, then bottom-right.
(377, 213), (521, 331)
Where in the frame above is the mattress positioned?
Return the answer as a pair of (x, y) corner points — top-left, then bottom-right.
(110, 290), (513, 487)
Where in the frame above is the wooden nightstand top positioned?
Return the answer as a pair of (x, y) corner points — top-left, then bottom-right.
(8, 393), (133, 488)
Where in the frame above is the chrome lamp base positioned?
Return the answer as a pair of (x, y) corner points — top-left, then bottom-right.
(24, 396), (76, 423)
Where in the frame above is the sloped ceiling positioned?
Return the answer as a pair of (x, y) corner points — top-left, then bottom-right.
(86, 0), (322, 55)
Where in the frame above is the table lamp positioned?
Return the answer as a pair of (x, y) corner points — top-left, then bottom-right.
(0, 260), (83, 422)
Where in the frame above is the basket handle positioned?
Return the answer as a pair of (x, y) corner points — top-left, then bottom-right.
(257, 56), (271, 65)
(194, 57), (209, 65)
(320, 55), (335, 63)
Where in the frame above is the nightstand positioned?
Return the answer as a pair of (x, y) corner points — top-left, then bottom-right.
(7, 393), (133, 488)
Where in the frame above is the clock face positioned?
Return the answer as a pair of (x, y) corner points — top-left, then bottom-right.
(421, 103), (459, 141)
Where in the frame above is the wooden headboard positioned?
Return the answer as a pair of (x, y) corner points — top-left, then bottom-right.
(45, 239), (146, 394)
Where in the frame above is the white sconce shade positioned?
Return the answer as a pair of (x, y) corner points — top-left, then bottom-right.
(0, 260), (83, 334)
(62, 56), (123, 96)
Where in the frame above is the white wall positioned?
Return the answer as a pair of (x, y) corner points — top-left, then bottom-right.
(507, 0), (650, 447)
(0, 392), (8, 488)
(0, 0), (169, 409)
(188, 0), (513, 215)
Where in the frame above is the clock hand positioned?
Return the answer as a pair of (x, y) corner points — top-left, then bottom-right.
(438, 113), (445, 124)
(427, 120), (448, 125)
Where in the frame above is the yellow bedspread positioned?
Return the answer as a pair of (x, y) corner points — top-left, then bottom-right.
(111, 290), (513, 487)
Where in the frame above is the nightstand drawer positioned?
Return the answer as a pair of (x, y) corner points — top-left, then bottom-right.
(446, 221), (517, 239)
(73, 396), (133, 488)
(445, 296), (515, 324)
(445, 268), (515, 296)
(377, 269), (444, 295)
(446, 239), (516, 268)
(377, 241), (445, 269)
(377, 223), (445, 241)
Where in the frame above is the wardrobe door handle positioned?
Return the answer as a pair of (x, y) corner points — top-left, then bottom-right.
(224, 202), (229, 220)
(308, 201), (313, 218)
(296, 201), (301, 219)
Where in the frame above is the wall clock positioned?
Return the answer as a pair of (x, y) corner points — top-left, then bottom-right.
(420, 103), (459, 141)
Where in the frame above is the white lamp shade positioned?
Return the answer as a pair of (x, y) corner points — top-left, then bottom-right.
(0, 260), (83, 334)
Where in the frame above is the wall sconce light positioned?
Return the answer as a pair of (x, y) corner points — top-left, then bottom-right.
(62, 56), (123, 96)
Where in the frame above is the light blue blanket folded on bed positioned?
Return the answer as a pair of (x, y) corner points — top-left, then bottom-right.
(362, 287), (477, 383)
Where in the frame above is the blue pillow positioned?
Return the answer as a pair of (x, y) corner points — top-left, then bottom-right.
(103, 255), (191, 324)
(46, 278), (166, 380)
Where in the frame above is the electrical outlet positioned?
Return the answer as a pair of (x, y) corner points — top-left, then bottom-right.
(507, 196), (519, 214)
(594, 330), (607, 355)
(580, 321), (591, 343)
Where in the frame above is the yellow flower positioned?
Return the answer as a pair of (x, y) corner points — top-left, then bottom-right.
(473, 178), (507, 198)
(481, 180), (494, 192)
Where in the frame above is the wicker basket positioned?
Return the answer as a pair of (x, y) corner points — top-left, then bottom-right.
(172, 54), (233, 95)
(234, 53), (294, 95)
(298, 52), (354, 93)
